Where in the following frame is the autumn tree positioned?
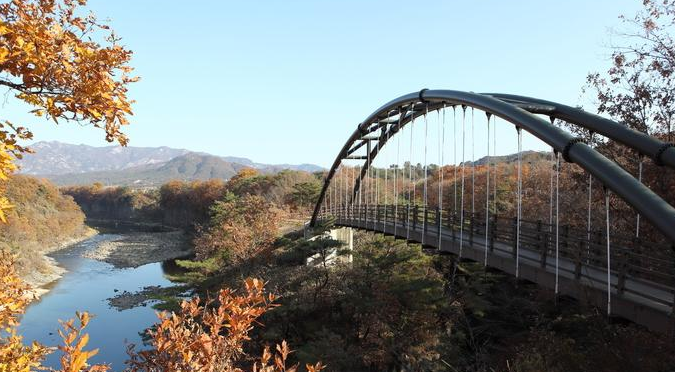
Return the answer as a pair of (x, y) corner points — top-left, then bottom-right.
(126, 278), (324, 372)
(585, 0), (675, 236)
(586, 0), (675, 136)
(193, 193), (279, 268)
(0, 0), (137, 221)
(226, 168), (275, 199)
(0, 0), (138, 369)
(285, 182), (321, 212)
(156, 180), (228, 228)
(259, 234), (448, 371)
(228, 167), (260, 187)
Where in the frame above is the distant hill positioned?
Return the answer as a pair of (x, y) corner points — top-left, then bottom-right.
(222, 156), (324, 173)
(44, 153), (247, 187)
(471, 150), (551, 166)
(19, 141), (190, 175)
(17, 141), (324, 186)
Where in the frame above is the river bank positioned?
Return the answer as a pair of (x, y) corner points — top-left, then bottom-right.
(22, 221), (192, 301)
(19, 231), (188, 370)
(21, 226), (98, 299)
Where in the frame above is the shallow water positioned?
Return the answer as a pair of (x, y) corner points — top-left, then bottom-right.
(18, 233), (179, 371)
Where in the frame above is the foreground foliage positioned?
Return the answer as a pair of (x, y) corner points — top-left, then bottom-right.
(0, 251), (108, 371)
(1, 252), (323, 372)
(126, 278), (324, 372)
(174, 223), (675, 372)
(0, 0), (137, 221)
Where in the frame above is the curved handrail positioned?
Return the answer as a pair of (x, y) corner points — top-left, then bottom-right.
(310, 90), (675, 245)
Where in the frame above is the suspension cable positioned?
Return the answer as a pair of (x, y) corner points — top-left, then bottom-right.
(548, 117), (555, 237)
(485, 113), (491, 266)
(371, 142), (374, 226)
(412, 114), (418, 209)
(367, 150), (370, 209)
(338, 164), (342, 219)
(346, 165), (350, 218)
(354, 162), (357, 219)
(493, 116), (498, 220)
(337, 168), (340, 217)
(549, 148), (554, 234)
(358, 156), (362, 223)
(605, 186), (611, 316)
(439, 104), (446, 250)
(471, 107), (475, 218)
(636, 155), (643, 238)
(325, 181), (328, 217)
(373, 138), (377, 228)
(587, 131), (594, 263)
(423, 105), (429, 245)
(460, 106), (466, 258)
(516, 127), (523, 278)
(374, 133), (378, 229)
(346, 162), (350, 219)
(383, 113), (390, 232)
(454, 106), (458, 217)
(341, 163), (345, 221)
(395, 112), (401, 236)
(327, 173), (331, 216)
(343, 165), (346, 219)
(337, 171), (340, 217)
(349, 162), (356, 220)
(555, 151), (561, 295)
(335, 168), (339, 217)
(547, 147), (554, 274)
(366, 144), (371, 226)
(407, 109), (415, 240)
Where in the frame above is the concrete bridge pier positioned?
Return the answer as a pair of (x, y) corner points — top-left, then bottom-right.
(305, 225), (354, 266)
(328, 226), (354, 253)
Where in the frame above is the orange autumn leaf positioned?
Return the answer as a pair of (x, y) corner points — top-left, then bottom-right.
(0, 0), (138, 223)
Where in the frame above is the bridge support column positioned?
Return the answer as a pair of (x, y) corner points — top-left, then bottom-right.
(306, 226), (354, 266)
(329, 226), (354, 263)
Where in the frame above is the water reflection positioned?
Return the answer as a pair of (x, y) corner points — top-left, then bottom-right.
(18, 234), (180, 371)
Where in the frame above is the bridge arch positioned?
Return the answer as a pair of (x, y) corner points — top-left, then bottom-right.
(310, 89), (675, 244)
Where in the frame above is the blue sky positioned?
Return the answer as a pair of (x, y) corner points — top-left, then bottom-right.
(5, 0), (643, 167)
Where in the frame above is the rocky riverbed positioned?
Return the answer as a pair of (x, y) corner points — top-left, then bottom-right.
(107, 284), (189, 311)
(82, 230), (192, 268)
(19, 231), (189, 370)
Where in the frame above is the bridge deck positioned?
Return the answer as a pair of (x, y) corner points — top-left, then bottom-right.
(320, 206), (675, 333)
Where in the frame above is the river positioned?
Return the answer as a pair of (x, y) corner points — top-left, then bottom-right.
(18, 233), (183, 371)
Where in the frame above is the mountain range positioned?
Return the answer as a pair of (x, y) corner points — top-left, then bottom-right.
(471, 150), (551, 165)
(18, 141), (324, 187)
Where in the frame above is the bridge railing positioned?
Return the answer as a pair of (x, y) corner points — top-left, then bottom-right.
(319, 204), (675, 303)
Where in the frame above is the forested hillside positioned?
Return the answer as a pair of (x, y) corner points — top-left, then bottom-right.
(143, 166), (674, 372)
(62, 169), (322, 230)
(0, 175), (90, 286)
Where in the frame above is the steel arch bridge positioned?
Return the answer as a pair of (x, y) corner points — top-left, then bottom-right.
(310, 89), (675, 333)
